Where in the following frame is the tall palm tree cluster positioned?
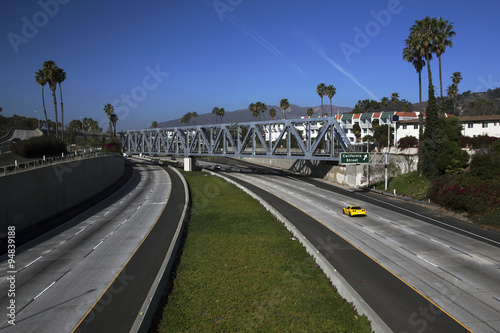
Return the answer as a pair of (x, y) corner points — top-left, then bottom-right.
(403, 16), (456, 178)
(103, 103), (119, 137)
(211, 107), (225, 123)
(249, 102), (267, 120)
(34, 60), (66, 140)
(181, 111), (198, 125)
(316, 83), (336, 116)
(403, 16), (455, 107)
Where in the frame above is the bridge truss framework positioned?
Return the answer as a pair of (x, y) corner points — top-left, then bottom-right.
(121, 117), (353, 161)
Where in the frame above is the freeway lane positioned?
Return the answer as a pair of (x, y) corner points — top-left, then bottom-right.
(214, 167), (500, 333)
(0, 159), (172, 332)
(74, 164), (186, 333)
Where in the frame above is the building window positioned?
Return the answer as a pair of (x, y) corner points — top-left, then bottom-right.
(414, 124), (418, 130)
(402, 124), (407, 129)
(468, 123), (473, 128)
(482, 122), (488, 128)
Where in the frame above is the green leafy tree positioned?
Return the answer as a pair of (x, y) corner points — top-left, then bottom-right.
(306, 107), (314, 117)
(152, 121), (158, 128)
(397, 136), (419, 149)
(352, 123), (362, 142)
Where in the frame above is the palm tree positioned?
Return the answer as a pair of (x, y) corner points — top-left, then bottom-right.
(380, 97), (389, 110)
(316, 83), (326, 115)
(434, 17), (455, 98)
(268, 107), (277, 119)
(451, 71), (462, 86)
(325, 85), (336, 116)
(249, 103), (258, 120)
(152, 121), (158, 128)
(191, 111), (198, 125)
(280, 98), (290, 120)
(306, 107), (314, 117)
(391, 92), (400, 109)
(55, 67), (66, 141)
(218, 108), (225, 123)
(42, 60), (60, 138)
(446, 84), (458, 115)
(403, 40), (427, 111)
(110, 112), (118, 137)
(408, 16), (436, 93)
(35, 68), (50, 135)
(448, 72), (462, 115)
(212, 107), (219, 123)
(103, 103), (114, 137)
(255, 102), (266, 121)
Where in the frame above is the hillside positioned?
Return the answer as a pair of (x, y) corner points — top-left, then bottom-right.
(158, 104), (352, 127)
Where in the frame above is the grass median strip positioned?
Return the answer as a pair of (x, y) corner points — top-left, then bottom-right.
(156, 170), (372, 332)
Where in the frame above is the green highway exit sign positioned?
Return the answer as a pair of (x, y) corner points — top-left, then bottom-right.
(340, 152), (370, 164)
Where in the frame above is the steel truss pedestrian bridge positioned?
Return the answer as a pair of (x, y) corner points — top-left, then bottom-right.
(121, 117), (353, 161)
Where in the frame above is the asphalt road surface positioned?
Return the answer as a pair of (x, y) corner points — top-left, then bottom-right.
(204, 160), (500, 333)
(0, 159), (179, 332)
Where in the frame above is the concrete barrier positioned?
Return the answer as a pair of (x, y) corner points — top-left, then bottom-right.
(243, 152), (418, 187)
(0, 155), (124, 231)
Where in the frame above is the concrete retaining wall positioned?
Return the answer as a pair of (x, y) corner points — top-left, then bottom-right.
(0, 155), (124, 231)
(243, 152), (418, 187)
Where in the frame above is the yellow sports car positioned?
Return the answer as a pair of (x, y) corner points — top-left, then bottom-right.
(343, 205), (367, 217)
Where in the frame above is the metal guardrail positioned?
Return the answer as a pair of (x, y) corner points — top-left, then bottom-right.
(0, 150), (120, 177)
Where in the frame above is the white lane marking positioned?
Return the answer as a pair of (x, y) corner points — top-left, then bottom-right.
(363, 226), (375, 234)
(93, 241), (103, 250)
(103, 212), (109, 216)
(417, 255), (438, 267)
(75, 228), (85, 235)
(34, 281), (55, 299)
(430, 238), (451, 248)
(119, 200), (124, 205)
(356, 192), (500, 246)
(25, 256), (42, 268)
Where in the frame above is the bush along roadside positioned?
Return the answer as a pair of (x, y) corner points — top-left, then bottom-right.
(429, 174), (500, 228)
(10, 135), (67, 158)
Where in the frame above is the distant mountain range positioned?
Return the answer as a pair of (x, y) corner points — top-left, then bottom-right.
(158, 104), (353, 127)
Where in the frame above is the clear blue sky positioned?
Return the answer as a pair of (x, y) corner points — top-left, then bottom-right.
(2, 0), (499, 130)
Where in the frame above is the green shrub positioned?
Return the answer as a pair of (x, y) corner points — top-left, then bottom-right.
(11, 135), (67, 157)
(102, 142), (121, 154)
(470, 209), (500, 228)
(429, 174), (500, 215)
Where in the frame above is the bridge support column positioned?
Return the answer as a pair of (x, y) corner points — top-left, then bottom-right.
(184, 157), (194, 171)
